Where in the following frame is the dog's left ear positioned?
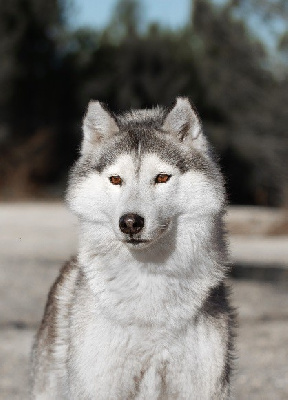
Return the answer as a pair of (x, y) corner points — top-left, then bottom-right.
(162, 97), (205, 148)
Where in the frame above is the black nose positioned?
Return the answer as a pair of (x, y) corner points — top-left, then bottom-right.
(119, 213), (144, 235)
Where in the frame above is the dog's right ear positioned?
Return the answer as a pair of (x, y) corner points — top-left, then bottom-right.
(81, 101), (119, 154)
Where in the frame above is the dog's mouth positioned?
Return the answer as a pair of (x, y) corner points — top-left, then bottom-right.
(125, 238), (150, 245)
(122, 237), (153, 250)
(121, 222), (171, 249)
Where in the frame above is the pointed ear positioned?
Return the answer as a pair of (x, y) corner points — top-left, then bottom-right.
(81, 101), (119, 154)
(162, 97), (202, 143)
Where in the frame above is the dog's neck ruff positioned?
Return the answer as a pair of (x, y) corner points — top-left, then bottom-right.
(78, 217), (226, 329)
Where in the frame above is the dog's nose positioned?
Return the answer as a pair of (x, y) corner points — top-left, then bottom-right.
(119, 213), (144, 235)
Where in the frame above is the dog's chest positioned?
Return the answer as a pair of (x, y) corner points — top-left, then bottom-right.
(69, 311), (168, 397)
(68, 297), (226, 400)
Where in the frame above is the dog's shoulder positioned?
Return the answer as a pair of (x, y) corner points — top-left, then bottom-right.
(36, 256), (79, 345)
(199, 281), (237, 386)
(197, 281), (237, 335)
(202, 282), (232, 318)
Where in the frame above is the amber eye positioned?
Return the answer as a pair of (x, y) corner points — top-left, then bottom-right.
(155, 174), (171, 184)
(109, 175), (122, 185)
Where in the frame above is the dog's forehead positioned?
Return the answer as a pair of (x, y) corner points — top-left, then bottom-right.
(104, 151), (176, 176)
(74, 120), (212, 180)
(116, 107), (166, 130)
(95, 130), (211, 177)
(95, 131), (189, 174)
(103, 153), (135, 174)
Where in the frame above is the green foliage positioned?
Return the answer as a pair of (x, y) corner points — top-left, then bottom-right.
(103, 0), (143, 42)
(0, 0), (287, 204)
(0, 0), (75, 197)
(0, 0), (64, 131)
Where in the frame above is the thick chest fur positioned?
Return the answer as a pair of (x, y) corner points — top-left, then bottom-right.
(31, 98), (234, 399)
(66, 281), (228, 400)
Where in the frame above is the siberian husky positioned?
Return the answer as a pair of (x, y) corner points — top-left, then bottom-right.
(31, 98), (235, 399)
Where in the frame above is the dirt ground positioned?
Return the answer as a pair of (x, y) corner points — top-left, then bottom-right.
(1, 203), (288, 399)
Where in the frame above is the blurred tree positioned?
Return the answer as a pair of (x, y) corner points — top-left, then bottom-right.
(0, 0), (77, 197)
(189, 0), (288, 205)
(230, 0), (288, 77)
(0, 0), (62, 138)
(65, 1), (202, 113)
(103, 0), (142, 42)
(0, 0), (287, 205)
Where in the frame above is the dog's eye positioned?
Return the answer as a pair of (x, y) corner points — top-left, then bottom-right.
(109, 175), (122, 185)
(155, 174), (171, 184)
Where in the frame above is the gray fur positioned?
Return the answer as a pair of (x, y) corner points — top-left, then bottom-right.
(72, 103), (220, 179)
(31, 97), (235, 400)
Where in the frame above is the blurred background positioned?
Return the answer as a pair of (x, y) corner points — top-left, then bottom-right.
(0, 0), (288, 399)
(0, 0), (288, 204)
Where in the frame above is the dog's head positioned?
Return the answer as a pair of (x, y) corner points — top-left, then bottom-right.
(67, 98), (225, 250)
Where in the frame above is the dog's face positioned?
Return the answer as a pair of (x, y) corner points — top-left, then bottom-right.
(67, 98), (225, 250)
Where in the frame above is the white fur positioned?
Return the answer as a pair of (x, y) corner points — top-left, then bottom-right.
(82, 100), (119, 154)
(162, 97), (208, 152)
(32, 99), (231, 399)
(66, 154), (227, 399)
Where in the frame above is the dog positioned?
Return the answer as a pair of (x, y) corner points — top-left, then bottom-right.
(31, 97), (235, 399)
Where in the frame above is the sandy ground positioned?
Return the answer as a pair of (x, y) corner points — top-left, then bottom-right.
(1, 202), (288, 399)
